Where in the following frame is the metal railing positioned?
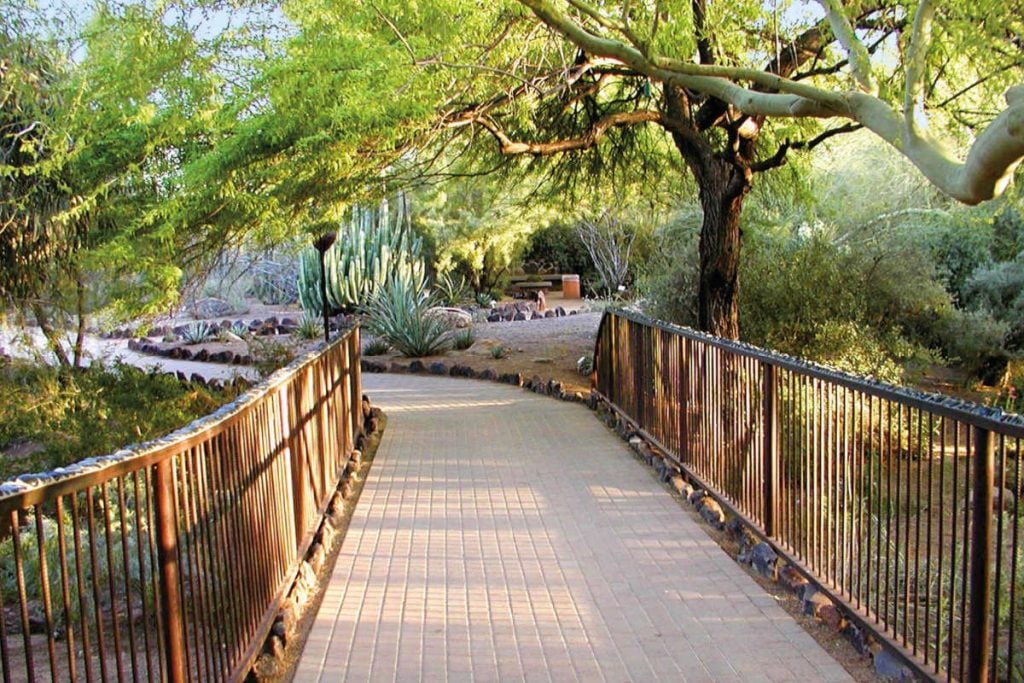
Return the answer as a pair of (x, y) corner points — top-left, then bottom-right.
(594, 309), (1023, 682)
(0, 327), (362, 682)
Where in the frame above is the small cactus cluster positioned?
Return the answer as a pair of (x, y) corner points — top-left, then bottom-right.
(298, 196), (427, 316)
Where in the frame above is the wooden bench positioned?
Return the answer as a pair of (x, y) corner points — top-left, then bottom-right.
(508, 281), (553, 299)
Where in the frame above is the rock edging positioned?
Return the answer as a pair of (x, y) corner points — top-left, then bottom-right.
(590, 397), (918, 682)
(250, 394), (384, 681)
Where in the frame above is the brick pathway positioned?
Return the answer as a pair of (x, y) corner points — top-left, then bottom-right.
(295, 374), (851, 682)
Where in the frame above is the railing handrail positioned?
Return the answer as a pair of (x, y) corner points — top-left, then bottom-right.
(0, 326), (359, 513)
(597, 307), (1024, 438)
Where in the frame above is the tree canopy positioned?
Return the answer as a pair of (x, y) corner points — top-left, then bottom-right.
(3, 0), (1023, 340)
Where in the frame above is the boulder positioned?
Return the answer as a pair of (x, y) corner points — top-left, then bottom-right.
(428, 362), (448, 375)
(408, 360), (426, 373)
(739, 542), (778, 579)
(427, 306), (473, 329)
(699, 497), (726, 528)
(190, 297), (235, 319)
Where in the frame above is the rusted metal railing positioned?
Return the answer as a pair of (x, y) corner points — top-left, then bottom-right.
(594, 309), (1023, 682)
(0, 327), (362, 682)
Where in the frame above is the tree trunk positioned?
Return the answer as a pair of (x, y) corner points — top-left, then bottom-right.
(695, 158), (749, 340)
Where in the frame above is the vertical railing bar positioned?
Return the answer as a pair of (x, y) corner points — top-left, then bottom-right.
(991, 434), (1006, 680)
(0, 550), (10, 683)
(935, 417), (947, 674)
(32, 503), (58, 682)
(192, 440), (228, 679)
(54, 497), (77, 683)
(912, 409), (923, 653)
(100, 482), (127, 683)
(143, 467), (166, 683)
(883, 400), (894, 631)
(207, 433), (243, 667)
(130, 472), (155, 683)
(11, 510), (37, 682)
(1006, 436), (1021, 680)
(763, 363), (777, 537)
(175, 449), (208, 682)
(923, 413), (935, 666)
(949, 420), (961, 677)
(894, 402), (905, 644)
(967, 425), (993, 682)
(70, 494), (95, 683)
(959, 426), (972, 682)
(153, 458), (186, 683)
(115, 479), (140, 683)
(85, 488), (110, 682)
(219, 426), (254, 649)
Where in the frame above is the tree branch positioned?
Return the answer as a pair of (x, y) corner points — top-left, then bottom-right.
(904, 0), (935, 132)
(815, 0), (876, 94)
(453, 109), (662, 156)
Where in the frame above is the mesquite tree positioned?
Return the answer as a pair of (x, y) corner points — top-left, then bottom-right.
(380, 0), (1023, 338)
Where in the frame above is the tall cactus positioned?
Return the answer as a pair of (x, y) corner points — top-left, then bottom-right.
(298, 195), (427, 316)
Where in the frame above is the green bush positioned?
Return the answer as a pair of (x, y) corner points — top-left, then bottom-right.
(0, 361), (237, 480)
(295, 315), (322, 340)
(365, 278), (451, 357)
(962, 255), (1024, 351)
(363, 338), (390, 356)
(452, 328), (475, 350)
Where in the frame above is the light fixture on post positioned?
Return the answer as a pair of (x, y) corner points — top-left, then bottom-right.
(312, 232), (337, 343)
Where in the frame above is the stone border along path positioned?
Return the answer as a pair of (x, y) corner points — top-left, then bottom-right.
(295, 374), (852, 682)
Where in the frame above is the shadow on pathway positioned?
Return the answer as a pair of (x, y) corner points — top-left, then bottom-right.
(295, 374), (851, 682)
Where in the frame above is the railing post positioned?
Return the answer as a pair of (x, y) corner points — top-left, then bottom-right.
(762, 363), (779, 537)
(967, 426), (994, 682)
(153, 459), (186, 683)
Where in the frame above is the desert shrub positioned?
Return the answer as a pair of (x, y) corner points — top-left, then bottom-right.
(363, 338), (391, 356)
(452, 328), (475, 350)
(638, 210), (701, 325)
(490, 345), (507, 359)
(962, 255), (1024, 351)
(181, 321), (215, 344)
(0, 361), (236, 479)
(435, 272), (470, 306)
(247, 337), (296, 375)
(295, 315), (322, 340)
(991, 205), (1024, 262)
(523, 221), (595, 278)
(365, 278), (451, 357)
(474, 291), (495, 308)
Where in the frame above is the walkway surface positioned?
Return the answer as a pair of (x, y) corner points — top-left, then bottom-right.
(295, 374), (852, 682)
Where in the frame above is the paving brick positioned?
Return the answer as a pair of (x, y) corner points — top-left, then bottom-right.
(293, 375), (852, 681)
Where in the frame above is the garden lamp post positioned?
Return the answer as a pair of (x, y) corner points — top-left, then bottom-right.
(313, 232), (337, 343)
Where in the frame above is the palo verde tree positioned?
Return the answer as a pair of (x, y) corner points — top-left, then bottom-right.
(349, 0), (1023, 338)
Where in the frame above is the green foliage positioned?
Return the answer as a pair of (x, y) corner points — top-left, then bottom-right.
(962, 255), (1024, 351)
(490, 345), (508, 359)
(0, 361), (236, 479)
(365, 277), (450, 358)
(295, 315), (322, 340)
(412, 173), (557, 293)
(523, 221), (596, 284)
(992, 205), (1024, 262)
(452, 327), (475, 350)
(435, 272), (470, 306)
(363, 338), (391, 356)
(474, 291), (495, 308)
(181, 321), (215, 344)
(298, 197), (427, 316)
(247, 337), (296, 376)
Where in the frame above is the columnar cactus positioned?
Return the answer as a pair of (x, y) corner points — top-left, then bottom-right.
(298, 196), (427, 316)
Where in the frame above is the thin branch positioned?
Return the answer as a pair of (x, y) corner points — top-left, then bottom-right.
(455, 109), (662, 156)
(934, 60), (1024, 108)
(750, 122), (862, 173)
(815, 0), (876, 93)
(369, 3), (416, 64)
(904, 0), (935, 131)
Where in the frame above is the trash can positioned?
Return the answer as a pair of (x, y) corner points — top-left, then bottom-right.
(562, 274), (581, 299)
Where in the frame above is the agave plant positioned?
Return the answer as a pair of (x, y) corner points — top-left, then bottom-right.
(452, 327), (475, 350)
(435, 272), (469, 306)
(365, 276), (450, 358)
(295, 315), (322, 340)
(298, 195), (427, 316)
(181, 322), (214, 344)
